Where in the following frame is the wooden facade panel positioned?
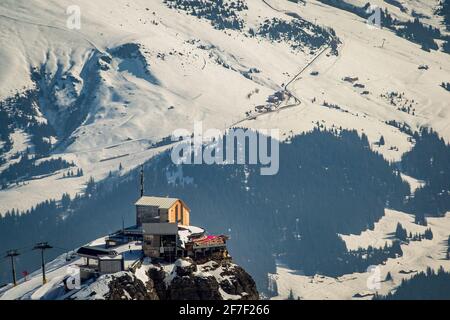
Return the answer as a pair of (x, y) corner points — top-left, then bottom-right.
(166, 200), (190, 225)
(182, 206), (190, 226)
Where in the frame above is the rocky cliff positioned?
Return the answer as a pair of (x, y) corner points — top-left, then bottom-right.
(73, 257), (259, 300)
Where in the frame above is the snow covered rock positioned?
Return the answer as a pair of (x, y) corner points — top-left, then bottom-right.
(105, 272), (159, 300)
(74, 257), (258, 300)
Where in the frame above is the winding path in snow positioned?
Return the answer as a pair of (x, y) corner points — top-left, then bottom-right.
(226, 0), (339, 127)
(229, 43), (335, 128)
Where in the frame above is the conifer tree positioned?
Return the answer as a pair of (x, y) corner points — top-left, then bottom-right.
(385, 272), (393, 281)
(287, 289), (295, 300)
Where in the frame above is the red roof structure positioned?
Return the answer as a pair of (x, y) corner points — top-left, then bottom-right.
(188, 235), (229, 248)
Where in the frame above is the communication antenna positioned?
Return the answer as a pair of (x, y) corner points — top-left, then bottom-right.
(140, 165), (144, 197)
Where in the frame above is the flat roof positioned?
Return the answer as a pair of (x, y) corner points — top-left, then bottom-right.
(76, 246), (117, 258)
(98, 255), (123, 261)
(135, 196), (179, 209)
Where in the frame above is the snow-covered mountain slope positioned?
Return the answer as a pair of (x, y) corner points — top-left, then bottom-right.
(271, 209), (450, 300)
(0, 0), (449, 216)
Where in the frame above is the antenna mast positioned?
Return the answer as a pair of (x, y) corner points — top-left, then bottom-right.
(140, 165), (144, 197)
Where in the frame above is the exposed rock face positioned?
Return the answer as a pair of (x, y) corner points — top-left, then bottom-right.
(105, 273), (159, 300)
(219, 264), (259, 300)
(102, 258), (259, 300)
(147, 267), (167, 299)
(168, 273), (223, 300)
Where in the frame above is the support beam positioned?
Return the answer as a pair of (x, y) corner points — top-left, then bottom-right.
(5, 250), (20, 286)
(33, 242), (53, 285)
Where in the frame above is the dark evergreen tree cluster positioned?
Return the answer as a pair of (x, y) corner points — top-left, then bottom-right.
(447, 236), (450, 260)
(0, 90), (57, 158)
(0, 86), (72, 187)
(316, 0), (372, 20)
(0, 107), (13, 157)
(423, 228), (433, 240)
(443, 39), (450, 53)
(396, 18), (440, 51)
(441, 82), (450, 91)
(257, 17), (339, 54)
(436, 0), (450, 31)
(61, 193), (71, 210)
(85, 177), (96, 197)
(0, 155), (73, 186)
(321, 101), (349, 113)
(384, 0), (407, 13)
(407, 228), (434, 242)
(385, 271), (393, 281)
(395, 223), (408, 241)
(0, 129), (410, 292)
(317, 0), (447, 53)
(414, 211), (427, 226)
(0, 58), (98, 191)
(63, 168), (84, 178)
(375, 267), (450, 300)
(340, 241), (403, 274)
(287, 289), (299, 300)
(384, 120), (415, 137)
(163, 0), (248, 30)
(395, 222), (433, 242)
(401, 128), (450, 217)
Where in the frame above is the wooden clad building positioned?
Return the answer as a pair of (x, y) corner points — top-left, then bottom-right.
(137, 196), (229, 261)
(135, 196), (190, 227)
(136, 196), (190, 259)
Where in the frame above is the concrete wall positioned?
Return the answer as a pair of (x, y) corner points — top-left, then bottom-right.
(143, 234), (161, 258)
(99, 259), (123, 274)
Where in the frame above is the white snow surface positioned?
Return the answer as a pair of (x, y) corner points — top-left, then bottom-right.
(0, 0), (449, 214)
(71, 272), (128, 300)
(178, 225), (205, 248)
